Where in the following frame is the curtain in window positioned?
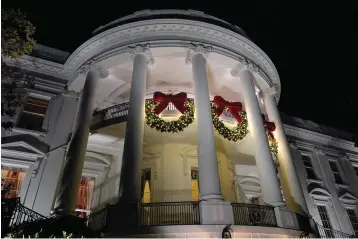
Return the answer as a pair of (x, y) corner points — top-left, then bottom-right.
(76, 178), (94, 218)
(1, 169), (26, 199)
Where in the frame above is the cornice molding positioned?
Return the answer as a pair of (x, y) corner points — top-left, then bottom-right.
(284, 124), (357, 153)
(63, 19), (280, 97)
(2, 55), (68, 80)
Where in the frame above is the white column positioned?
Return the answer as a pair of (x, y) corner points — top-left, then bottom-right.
(186, 44), (234, 225)
(53, 69), (100, 215)
(187, 45), (223, 201)
(264, 92), (309, 215)
(119, 45), (154, 203)
(231, 62), (284, 207)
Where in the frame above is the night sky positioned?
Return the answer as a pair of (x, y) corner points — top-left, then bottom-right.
(3, 0), (358, 134)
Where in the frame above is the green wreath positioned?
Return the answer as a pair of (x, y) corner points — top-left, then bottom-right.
(145, 99), (195, 133)
(267, 132), (278, 156)
(210, 101), (249, 141)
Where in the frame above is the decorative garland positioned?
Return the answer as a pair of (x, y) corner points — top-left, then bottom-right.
(145, 92), (194, 133)
(211, 96), (249, 142)
(264, 119), (278, 156)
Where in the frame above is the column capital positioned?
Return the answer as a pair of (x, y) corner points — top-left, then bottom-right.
(79, 60), (109, 78)
(288, 140), (298, 150)
(262, 84), (280, 97)
(315, 146), (326, 156)
(62, 88), (80, 99)
(339, 153), (349, 160)
(231, 59), (259, 77)
(127, 44), (155, 65)
(185, 43), (212, 64)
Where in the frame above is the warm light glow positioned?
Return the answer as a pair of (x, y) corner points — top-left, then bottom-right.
(143, 180), (151, 203)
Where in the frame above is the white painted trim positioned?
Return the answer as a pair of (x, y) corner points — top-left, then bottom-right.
(85, 152), (111, 166)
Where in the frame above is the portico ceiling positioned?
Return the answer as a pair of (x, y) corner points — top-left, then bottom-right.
(90, 120), (256, 159)
(92, 47), (265, 111)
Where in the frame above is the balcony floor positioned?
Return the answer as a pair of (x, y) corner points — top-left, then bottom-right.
(105, 224), (304, 238)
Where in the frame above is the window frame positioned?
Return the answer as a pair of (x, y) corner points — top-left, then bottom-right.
(327, 159), (344, 185)
(340, 193), (358, 236)
(301, 154), (318, 180)
(309, 188), (341, 232)
(15, 93), (51, 132)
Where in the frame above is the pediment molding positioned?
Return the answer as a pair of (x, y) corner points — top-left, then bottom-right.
(339, 193), (358, 205)
(180, 145), (197, 157)
(2, 141), (47, 160)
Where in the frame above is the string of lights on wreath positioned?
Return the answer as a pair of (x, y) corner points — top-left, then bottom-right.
(211, 96), (249, 142)
(145, 91), (195, 133)
(144, 92), (278, 156)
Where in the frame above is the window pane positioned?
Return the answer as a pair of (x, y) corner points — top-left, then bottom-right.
(17, 97), (49, 131)
(191, 169), (199, 201)
(17, 112), (45, 131)
(346, 209), (358, 236)
(329, 161), (343, 184)
(302, 156), (317, 179)
(76, 178), (94, 218)
(23, 98), (48, 115)
(317, 205), (335, 238)
(1, 169), (26, 199)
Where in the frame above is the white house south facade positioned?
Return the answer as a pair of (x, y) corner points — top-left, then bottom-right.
(1, 10), (358, 238)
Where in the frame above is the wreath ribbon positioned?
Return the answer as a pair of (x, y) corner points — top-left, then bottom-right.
(264, 120), (276, 139)
(213, 96), (243, 123)
(153, 92), (188, 114)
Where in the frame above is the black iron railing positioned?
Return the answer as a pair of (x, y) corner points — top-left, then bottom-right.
(91, 102), (129, 130)
(91, 99), (238, 130)
(87, 204), (109, 231)
(316, 223), (355, 238)
(1, 197), (47, 234)
(139, 201), (200, 226)
(231, 203), (277, 227)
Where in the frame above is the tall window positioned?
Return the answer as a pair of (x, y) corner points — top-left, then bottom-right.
(17, 96), (49, 131)
(317, 205), (335, 238)
(302, 155), (317, 179)
(76, 178), (94, 218)
(141, 170), (151, 203)
(346, 209), (358, 236)
(328, 160), (343, 184)
(1, 169), (26, 199)
(191, 168), (199, 201)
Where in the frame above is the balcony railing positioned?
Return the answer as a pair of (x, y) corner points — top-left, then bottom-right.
(1, 197), (47, 235)
(91, 99), (238, 131)
(316, 223), (355, 238)
(91, 102), (129, 130)
(140, 201), (200, 226)
(87, 204), (109, 231)
(231, 203), (277, 227)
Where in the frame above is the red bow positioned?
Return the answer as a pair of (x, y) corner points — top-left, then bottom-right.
(153, 92), (188, 115)
(213, 96), (243, 123)
(264, 120), (276, 139)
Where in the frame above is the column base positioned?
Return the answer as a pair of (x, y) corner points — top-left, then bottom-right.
(106, 202), (140, 234)
(50, 208), (77, 217)
(274, 206), (312, 232)
(199, 200), (234, 225)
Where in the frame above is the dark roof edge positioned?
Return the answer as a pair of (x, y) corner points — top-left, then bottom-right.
(281, 112), (354, 142)
(30, 44), (70, 64)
